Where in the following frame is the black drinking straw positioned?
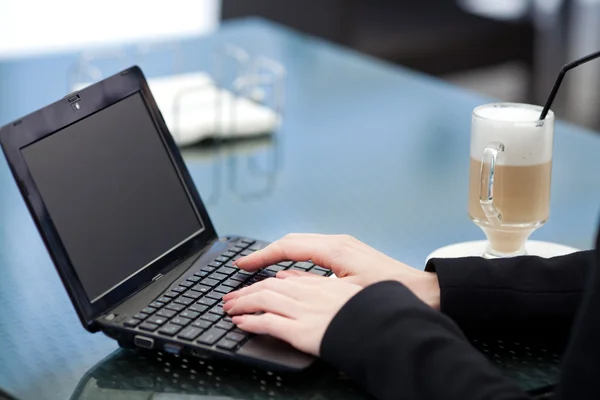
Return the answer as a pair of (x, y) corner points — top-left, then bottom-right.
(540, 50), (600, 120)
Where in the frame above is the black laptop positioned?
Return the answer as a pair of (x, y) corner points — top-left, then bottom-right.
(0, 66), (331, 371)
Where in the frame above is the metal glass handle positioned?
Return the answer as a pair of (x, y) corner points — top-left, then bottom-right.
(479, 142), (505, 225)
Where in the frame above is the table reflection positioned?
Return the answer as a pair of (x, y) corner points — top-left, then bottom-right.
(182, 134), (282, 205)
(69, 349), (371, 400)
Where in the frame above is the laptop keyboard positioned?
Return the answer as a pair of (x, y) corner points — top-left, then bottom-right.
(123, 238), (332, 352)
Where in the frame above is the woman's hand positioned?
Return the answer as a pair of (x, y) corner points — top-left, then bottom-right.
(223, 276), (362, 356)
(235, 233), (440, 309)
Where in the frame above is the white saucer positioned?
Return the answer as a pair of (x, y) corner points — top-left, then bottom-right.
(426, 240), (579, 262)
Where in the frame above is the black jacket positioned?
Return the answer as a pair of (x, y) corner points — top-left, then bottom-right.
(320, 232), (598, 399)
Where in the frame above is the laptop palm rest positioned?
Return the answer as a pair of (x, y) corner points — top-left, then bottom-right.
(238, 335), (314, 370)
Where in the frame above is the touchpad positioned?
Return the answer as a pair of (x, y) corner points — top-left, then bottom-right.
(237, 335), (314, 371)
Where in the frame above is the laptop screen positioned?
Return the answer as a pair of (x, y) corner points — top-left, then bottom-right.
(21, 93), (204, 303)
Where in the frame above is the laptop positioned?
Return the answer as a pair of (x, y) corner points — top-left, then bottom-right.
(0, 66), (331, 371)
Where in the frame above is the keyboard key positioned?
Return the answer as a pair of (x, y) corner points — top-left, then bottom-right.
(208, 272), (228, 281)
(226, 331), (248, 342)
(139, 322), (159, 332)
(192, 319), (213, 329)
(247, 276), (263, 284)
(156, 297), (171, 304)
(124, 318), (141, 327)
(183, 290), (202, 300)
(278, 261), (294, 267)
(188, 304), (208, 314)
(178, 326), (204, 341)
(206, 290), (224, 300)
(231, 245), (244, 252)
(230, 272), (251, 282)
(165, 303), (186, 312)
(186, 275), (201, 283)
(197, 297), (218, 307)
(225, 260), (236, 268)
(216, 320), (234, 331)
(240, 238), (255, 245)
(179, 310), (200, 320)
(146, 316), (168, 326)
(156, 309), (177, 319)
(259, 270), (277, 278)
(197, 327), (227, 345)
(313, 266), (330, 274)
(133, 313), (148, 320)
(158, 324), (182, 336)
(215, 256), (229, 263)
(217, 266), (236, 275)
(233, 255), (242, 261)
(148, 301), (164, 309)
(163, 291), (179, 298)
(266, 265), (285, 272)
(215, 285), (234, 294)
(192, 284), (211, 293)
(222, 279), (243, 289)
(294, 261), (312, 270)
(216, 339), (238, 351)
(309, 269), (328, 276)
(175, 297), (194, 306)
(179, 280), (194, 288)
(193, 271), (209, 278)
(223, 251), (236, 258)
(172, 286), (186, 293)
(249, 245), (262, 252)
(209, 305), (225, 316)
(240, 249), (253, 256)
(141, 307), (156, 315)
(201, 278), (220, 287)
(201, 313), (221, 323)
(207, 262), (220, 269)
(171, 317), (192, 326)
(223, 315), (233, 323)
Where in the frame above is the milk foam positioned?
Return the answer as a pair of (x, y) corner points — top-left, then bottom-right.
(470, 103), (554, 166)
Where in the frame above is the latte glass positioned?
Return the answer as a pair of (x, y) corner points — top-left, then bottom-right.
(468, 103), (554, 258)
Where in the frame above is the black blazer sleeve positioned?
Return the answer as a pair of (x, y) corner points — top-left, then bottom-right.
(321, 281), (530, 400)
(425, 251), (593, 342)
(320, 241), (600, 400)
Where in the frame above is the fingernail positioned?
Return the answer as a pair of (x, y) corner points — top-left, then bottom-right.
(232, 315), (245, 324)
(222, 292), (235, 301)
(277, 270), (299, 278)
(233, 256), (245, 266)
(223, 299), (236, 311)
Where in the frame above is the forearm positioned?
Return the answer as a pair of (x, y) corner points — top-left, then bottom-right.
(425, 250), (594, 342)
(321, 281), (530, 400)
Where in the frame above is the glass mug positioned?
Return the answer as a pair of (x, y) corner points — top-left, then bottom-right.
(468, 103), (554, 258)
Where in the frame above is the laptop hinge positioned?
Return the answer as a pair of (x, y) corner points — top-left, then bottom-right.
(152, 273), (163, 282)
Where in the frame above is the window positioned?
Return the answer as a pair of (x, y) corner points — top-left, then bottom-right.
(0, 0), (220, 59)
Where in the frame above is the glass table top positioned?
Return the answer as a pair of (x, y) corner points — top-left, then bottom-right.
(1, 17), (599, 400)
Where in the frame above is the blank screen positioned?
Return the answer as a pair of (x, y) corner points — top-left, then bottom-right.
(22, 93), (203, 302)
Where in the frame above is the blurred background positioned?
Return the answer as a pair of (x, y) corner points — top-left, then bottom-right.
(1, 0), (600, 130)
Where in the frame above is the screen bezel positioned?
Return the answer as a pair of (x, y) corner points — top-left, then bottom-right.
(0, 66), (218, 331)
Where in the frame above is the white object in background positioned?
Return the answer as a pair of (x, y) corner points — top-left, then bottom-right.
(73, 72), (279, 147)
(150, 72), (280, 146)
(0, 0), (220, 59)
(459, 0), (530, 20)
(425, 240), (579, 262)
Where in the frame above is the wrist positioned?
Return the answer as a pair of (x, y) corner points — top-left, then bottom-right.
(426, 272), (441, 310)
(391, 270), (441, 310)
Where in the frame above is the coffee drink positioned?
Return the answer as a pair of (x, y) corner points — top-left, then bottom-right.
(468, 160), (551, 224)
(468, 103), (554, 256)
